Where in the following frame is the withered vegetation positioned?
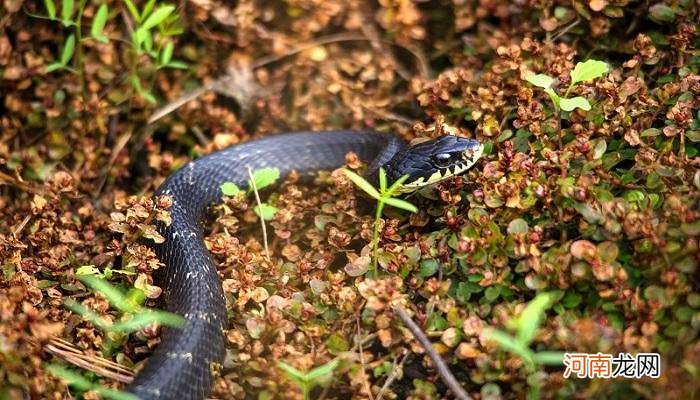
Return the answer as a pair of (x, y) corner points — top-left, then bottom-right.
(1, 1), (698, 399)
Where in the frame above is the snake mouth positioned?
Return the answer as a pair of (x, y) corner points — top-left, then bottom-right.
(391, 137), (484, 193)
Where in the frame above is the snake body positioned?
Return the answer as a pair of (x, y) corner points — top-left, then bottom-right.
(126, 130), (482, 399)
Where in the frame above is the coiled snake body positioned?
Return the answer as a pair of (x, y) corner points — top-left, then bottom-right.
(127, 131), (483, 399)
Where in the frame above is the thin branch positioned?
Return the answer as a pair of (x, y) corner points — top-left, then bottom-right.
(246, 166), (270, 260)
(376, 351), (408, 400)
(45, 338), (134, 384)
(394, 306), (472, 400)
(356, 317), (375, 400)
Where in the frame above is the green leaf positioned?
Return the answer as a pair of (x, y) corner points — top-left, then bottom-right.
(79, 275), (138, 313)
(515, 292), (554, 345)
(64, 300), (109, 330)
(46, 62), (64, 72)
(142, 0), (157, 20)
(123, 0), (141, 22)
(525, 73), (555, 89)
(134, 28), (149, 46)
(61, 0), (74, 25)
(220, 182), (241, 196)
(254, 203), (279, 221)
(44, 0), (56, 18)
(305, 359), (339, 382)
(532, 351), (566, 366)
(91, 4), (109, 43)
(382, 197), (418, 213)
(75, 265), (101, 276)
(378, 167), (387, 191)
(419, 259), (439, 277)
(277, 361), (306, 383)
(591, 138), (607, 159)
(507, 218), (528, 234)
(386, 173), (411, 195)
(344, 169), (380, 199)
(164, 61), (188, 70)
(142, 28), (153, 52)
(544, 88), (560, 107)
(140, 90), (157, 104)
(160, 41), (174, 65)
(251, 167), (280, 190)
(141, 5), (175, 31)
(570, 60), (609, 85)
(110, 310), (185, 332)
(45, 364), (139, 400)
(484, 328), (535, 368)
(60, 34), (75, 66)
(559, 96), (591, 112)
(649, 4), (676, 23)
(641, 128), (661, 137)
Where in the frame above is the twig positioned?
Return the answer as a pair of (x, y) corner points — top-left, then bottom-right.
(0, 170), (43, 195)
(394, 306), (472, 400)
(376, 351), (408, 400)
(246, 166), (270, 260)
(550, 17), (581, 42)
(45, 337), (134, 384)
(357, 317), (375, 400)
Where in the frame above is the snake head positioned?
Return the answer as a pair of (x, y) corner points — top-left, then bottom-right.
(384, 135), (484, 193)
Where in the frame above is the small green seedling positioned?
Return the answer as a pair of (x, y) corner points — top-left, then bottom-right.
(526, 59), (609, 112)
(220, 167), (281, 221)
(45, 364), (138, 400)
(34, 1), (187, 103)
(66, 274), (185, 334)
(277, 359), (340, 400)
(483, 292), (566, 400)
(344, 168), (418, 276)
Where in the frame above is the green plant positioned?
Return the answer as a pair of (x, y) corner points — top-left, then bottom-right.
(34, 0), (187, 103)
(277, 359), (340, 400)
(220, 167), (281, 221)
(66, 274), (185, 334)
(526, 59), (609, 112)
(122, 0), (187, 102)
(44, 364), (137, 400)
(343, 168), (417, 276)
(483, 292), (566, 400)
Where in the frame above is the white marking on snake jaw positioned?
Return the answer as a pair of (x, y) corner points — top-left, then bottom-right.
(185, 271), (200, 279)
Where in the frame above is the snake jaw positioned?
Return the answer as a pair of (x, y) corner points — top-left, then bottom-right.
(387, 136), (484, 193)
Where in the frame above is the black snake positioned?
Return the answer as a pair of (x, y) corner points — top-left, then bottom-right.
(126, 130), (483, 399)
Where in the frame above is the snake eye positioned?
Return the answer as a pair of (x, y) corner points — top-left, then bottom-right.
(433, 153), (453, 167)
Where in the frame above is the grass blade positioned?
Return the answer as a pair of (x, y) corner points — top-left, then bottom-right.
(515, 292), (554, 345)
(344, 169), (380, 199)
(140, 5), (175, 31)
(44, 0), (56, 18)
(383, 197), (418, 213)
(60, 34), (75, 66)
(90, 4), (109, 43)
